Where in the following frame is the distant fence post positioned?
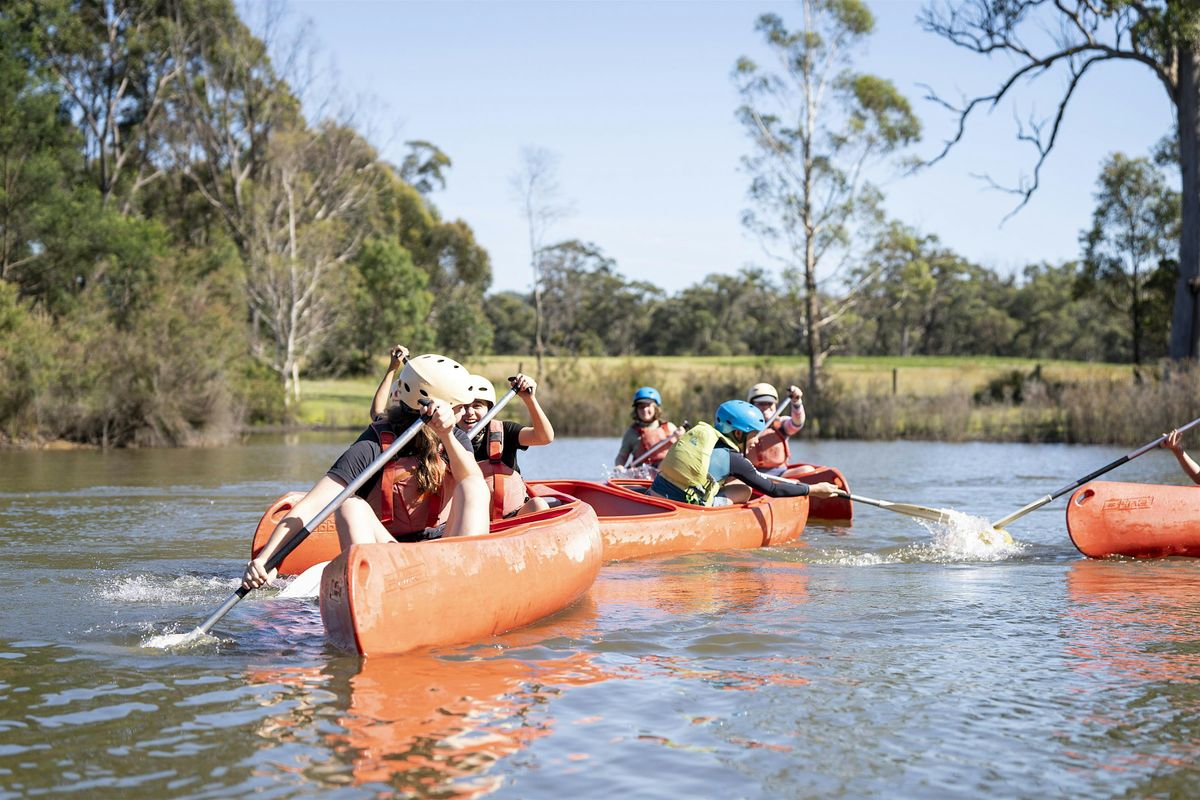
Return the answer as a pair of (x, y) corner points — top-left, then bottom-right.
(892, 368), (898, 396)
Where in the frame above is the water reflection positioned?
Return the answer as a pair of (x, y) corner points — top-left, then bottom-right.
(1062, 559), (1200, 795)
(1065, 559), (1200, 685)
(248, 599), (608, 797)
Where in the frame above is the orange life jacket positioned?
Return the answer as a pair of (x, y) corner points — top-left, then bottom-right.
(747, 419), (791, 470)
(478, 419), (529, 519)
(365, 421), (453, 537)
(634, 421), (677, 466)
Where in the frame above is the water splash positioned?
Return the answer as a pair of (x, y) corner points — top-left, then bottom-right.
(100, 574), (234, 605)
(102, 570), (320, 605)
(801, 511), (1023, 566)
(908, 510), (1023, 563)
(141, 626), (220, 650)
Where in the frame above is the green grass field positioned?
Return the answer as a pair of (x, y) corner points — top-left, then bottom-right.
(294, 355), (1135, 430)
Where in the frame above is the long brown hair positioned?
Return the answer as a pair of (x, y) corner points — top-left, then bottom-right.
(386, 405), (446, 493)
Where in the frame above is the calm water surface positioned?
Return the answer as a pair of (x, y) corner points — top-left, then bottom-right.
(2, 435), (1200, 798)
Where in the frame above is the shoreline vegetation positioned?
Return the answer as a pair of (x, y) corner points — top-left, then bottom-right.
(6, 355), (1197, 451)
(285, 355), (1195, 448)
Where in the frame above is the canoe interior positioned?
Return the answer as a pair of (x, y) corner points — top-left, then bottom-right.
(530, 480), (675, 519)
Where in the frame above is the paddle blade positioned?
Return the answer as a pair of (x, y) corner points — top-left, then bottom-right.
(277, 560), (329, 599)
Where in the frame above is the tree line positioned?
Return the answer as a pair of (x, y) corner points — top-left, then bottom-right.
(0, 0), (1186, 448)
(0, 0), (492, 444)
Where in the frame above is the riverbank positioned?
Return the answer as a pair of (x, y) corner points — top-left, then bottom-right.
(293, 355), (1192, 446)
(6, 355), (1191, 449)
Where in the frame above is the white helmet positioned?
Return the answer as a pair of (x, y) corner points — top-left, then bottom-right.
(396, 354), (473, 409)
(747, 382), (779, 404)
(466, 375), (497, 407)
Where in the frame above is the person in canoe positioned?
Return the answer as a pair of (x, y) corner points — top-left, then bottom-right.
(614, 386), (678, 468)
(369, 344), (411, 422)
(461, 373), (553, 518)
(649, 399), (841, 507)
(243, 354), (488, 591)
(1161, 429), (1200, 484)
(745, 382), (805, 476)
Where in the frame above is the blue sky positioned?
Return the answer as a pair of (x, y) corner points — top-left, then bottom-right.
(289, 0), (1175, 294)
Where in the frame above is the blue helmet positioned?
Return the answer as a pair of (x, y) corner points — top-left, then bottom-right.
(714, 400), (766, 435)
(632, 386), (662, 406)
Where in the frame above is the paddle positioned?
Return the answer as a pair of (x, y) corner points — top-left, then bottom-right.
(991, 414), (1200, 530)
(838, 491), (1014, 546)
(837, 491), (954, 524)
(469, 385), (517, 438)
(628, 420), (688, 468)
(183, 413), (430, 640)
(769, 397), (795, 424)
(265, 385), (521, 604)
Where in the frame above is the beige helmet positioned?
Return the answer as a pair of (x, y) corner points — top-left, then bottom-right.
(466, 374), (497, 407)
(747, 382), (779, 404)
(396, 354), (473, 409)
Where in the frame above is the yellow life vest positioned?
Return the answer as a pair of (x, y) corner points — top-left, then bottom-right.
(657, 421), (738, 506)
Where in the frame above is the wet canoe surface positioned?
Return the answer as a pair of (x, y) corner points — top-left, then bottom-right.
(600, 478), (808, 557)
(782, 463), (853, 522)
(321, 492), (603, 656)
(1067, 480), (1200, 558)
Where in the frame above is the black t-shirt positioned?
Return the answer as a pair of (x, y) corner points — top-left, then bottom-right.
(326, 423), (474, 500)
(471, 420), (528, 473)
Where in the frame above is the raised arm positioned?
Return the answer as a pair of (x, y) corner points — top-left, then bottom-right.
(780, 385), (806, 436)
(511, 373), (554, 446)
(369, 345), (409, 421)
(1162, 429), (1200, 485)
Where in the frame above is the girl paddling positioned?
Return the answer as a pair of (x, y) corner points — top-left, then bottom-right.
(614, 387), (677, 468)
(650, 399), (840, 507)
(745, 382), (805, 476)
(461, 373), (553, 517)
(243, 354), (488, 591)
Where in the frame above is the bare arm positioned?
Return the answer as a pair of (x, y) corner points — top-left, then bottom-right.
(511, 374), (554, 446)
(615, 428), (637, 467)
(425, 401), (487, 537)
(1163, 430), (1200, 485)
(781, 385), (806, 435)
(369, 345), (408, 421)
(242, 475), (346, 590)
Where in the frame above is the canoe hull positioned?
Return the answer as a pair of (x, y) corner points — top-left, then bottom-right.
(320, 498), (603, 656)
(1067, 481), (1200, 559)
(781, 463), (853, 522)
(250, 492), (339, 576)
(544, 478), (809, 560)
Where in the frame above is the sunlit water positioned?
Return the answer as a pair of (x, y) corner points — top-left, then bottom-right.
(3, 434), (1200, 798)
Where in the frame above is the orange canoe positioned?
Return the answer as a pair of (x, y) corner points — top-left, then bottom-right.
(781, 463), (853, 522)
(250, 492), (337, 576)
(1067, 481), (1200, 558)
(528, 478), (809, 561)
(320, 493), (603, 656)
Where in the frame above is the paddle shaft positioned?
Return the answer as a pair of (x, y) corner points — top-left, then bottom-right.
(467, 387), (517, 438)
(195, 415), (429, 635)
(839, 491), (950, 524)
(628, 420), (688, 468)
(990, 414), (1200, 529)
